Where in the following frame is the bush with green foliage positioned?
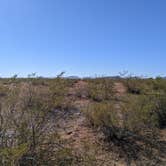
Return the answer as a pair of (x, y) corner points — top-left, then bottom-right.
(124, 77), (153, 94)
(49, 77), (75, 109)
(121, 95), (159, 132)
(87, 78), (115, 101)
(83, 94), (161, 140)
(84, 102), (118, 128)
(153, 94), (166, 128)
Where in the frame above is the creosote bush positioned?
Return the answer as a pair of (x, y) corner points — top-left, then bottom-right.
(84, 102), (118, 128)
(83, 94), (161, 141)
(123, 77), (166, 129)
(49, 75), (76, 110)
(123, 77), (153, 95)
(87, 78), (115, 101)
(154, 94), (166, 128)
(121, 95), (159, 133)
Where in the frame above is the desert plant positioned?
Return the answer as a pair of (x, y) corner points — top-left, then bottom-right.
(49, 74), (74, 109)
(153, 77), (166, 93)
(84, 102), (118, 127)
(121, 95), (159, 133)
(87, 78), (115, 101)
(153, 94), (166, 128)
(0, 81), (60, 165)
(84, 93), (160, 141)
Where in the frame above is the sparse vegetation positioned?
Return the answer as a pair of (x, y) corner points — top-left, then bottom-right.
(0, 75), (165, 165)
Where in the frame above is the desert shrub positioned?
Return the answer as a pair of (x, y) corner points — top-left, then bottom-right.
(123, 77), (154, 95)
(0, 143), (29, 165)
(87, 78), (115, 101)
(83, 101), (126, 140)
(49, 75), (76, 109)
(121, 95), (159, 133)
(0, 81), (62, 165)
(124, 77), (166, 95)
(83, 94), (165, 165)
(0, 85), (9, 98)
(153, 94), (166, 128)
(50, 77), (66, 107)
(153, 77), (166, 93)
(84, 94), (160, 141)
(84, 102), (118, 128)
(123, 77), (166, 129)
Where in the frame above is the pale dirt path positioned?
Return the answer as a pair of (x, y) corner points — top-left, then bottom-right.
(52, 80), (126, 165)
(56, 80), (97, 150)
(64, 80), (128, 147)
(114, 82), (127, 96)
(113, 82), (127, 127)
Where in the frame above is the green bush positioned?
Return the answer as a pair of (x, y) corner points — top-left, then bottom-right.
(153, 77), (166, 93)
(154, 94), (166, 128)
(83, 94), (160, 140)
(87, 78), (115, 101)
(49, 77), (71, 109)
(121, 95), (159, 133)
(84, 102), (118, 128)
(124, 77), (154, 95)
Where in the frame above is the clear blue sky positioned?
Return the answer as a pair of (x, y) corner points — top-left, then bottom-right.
(0, 0), (166, 77)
